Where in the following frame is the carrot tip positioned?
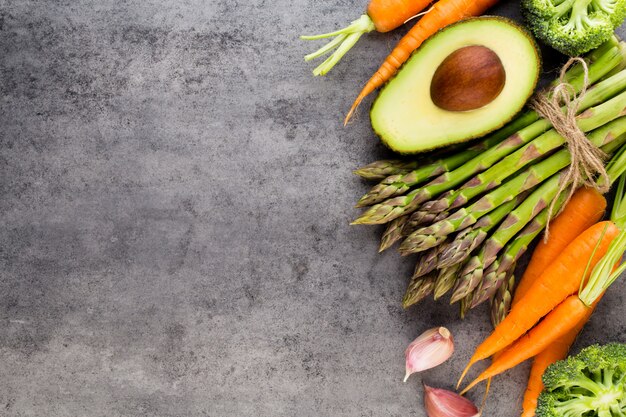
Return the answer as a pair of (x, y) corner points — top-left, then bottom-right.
(344, 106), (357, 126)
(460, 376), (483, 396)
(345, 94), (365, 125)
(481, 377), (492, 411)
(457, 360), (474, 389)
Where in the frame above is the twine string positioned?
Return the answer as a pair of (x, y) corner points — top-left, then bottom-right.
(530, 58), (609, 238)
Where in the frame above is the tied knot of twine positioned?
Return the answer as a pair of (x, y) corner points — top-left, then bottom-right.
(529, 57), (609, 237)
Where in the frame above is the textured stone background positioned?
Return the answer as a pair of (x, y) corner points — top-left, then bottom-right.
(1, 1), (625, 416)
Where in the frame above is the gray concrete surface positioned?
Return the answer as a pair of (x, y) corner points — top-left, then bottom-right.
(1, 1), (625, 416)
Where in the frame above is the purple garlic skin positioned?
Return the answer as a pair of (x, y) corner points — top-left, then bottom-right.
(423, 385), (480, 417)
(404, 327), (454, 382)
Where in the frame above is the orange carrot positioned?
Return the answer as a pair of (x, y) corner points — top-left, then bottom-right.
(345, 0), (500, 123)
(516, 190), (607, 415)
(513, 188), (606, 306)
(519, 258), (621, 417)
(302, 0), (433, 76)
(367, 0), (434, 32)
(460, 294), (598, 395)
(520, 319), (587, 417)
(459, 221), (619, 385)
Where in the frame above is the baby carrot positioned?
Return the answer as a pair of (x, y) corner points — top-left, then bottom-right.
(458, 221), (619, 386)
(460, 295), (598, 394)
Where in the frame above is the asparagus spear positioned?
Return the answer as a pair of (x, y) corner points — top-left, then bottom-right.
(380, 210), (449, 252)
(475, 257), (505, 308)
(437, 193), (528, 268)
(437, 227), (476, 267)
(434, 263), (462, 300)
(379, 216), (408, 252)
(353, 57), (626, 225)
(472, 193), (566, 308)
(410, 191), (456, 222)
(460, 291), (474, 320)
(559, 37), (621, 85)
(352, 147), (502, 182)
(454, 214), (547, 305)
(403, 211), (439, 235)
(598, 41), (626, 80)
(427, 84), (626, 214)
(450, 252), (485, 304)
(356, 128), (527, 207)
(449, 194), (550, 305)
(352, 114), (538, 223)
(411, 241), (448, 278)
(598, 129), (626, 171)
(589, 36), (620, 60)
(490, 267), (516, 328)
(481, 173), (565, 268)
(398, 218), (447, 256)
(356, 152), (481, 207)
(606, 137), (626, 182)
(380, 210), (451, 252)
(353, 160), (421, 181)
(403, 205), (452, 237)
(356, 173), (412, 206)
(402, 272), (436, 309)
(399, 118), (626, 254)
(353, 114), (549, 224)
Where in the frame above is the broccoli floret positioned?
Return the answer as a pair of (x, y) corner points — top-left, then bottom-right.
(522, 0), (626, 56)
(536, 343), (626, 417)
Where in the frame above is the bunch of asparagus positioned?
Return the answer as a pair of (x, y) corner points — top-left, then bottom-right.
(353, 38), (626, 326)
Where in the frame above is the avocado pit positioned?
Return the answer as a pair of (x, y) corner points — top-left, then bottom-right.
(430, 45), (506, 112)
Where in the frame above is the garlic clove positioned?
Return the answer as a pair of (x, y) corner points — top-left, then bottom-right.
(423, 384), (480, 417)
(404, 327), (454, 382)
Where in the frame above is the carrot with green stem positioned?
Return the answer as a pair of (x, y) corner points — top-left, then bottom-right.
(519, 247), (626, 417)
(457, 220), (619, 386)
(515, 157), (626, 415)
(461, 230), (626, 394)
(301, 0), (434, 76)
(459, 173), (626, 394)
(512, 188), (607, 416)
(459, 294), (601, 395)
(345, 0), (501, 123)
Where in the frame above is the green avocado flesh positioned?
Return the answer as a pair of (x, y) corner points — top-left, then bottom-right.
(370, 17), (541, 154)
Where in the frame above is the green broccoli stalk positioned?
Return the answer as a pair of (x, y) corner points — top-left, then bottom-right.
(522, 0), (626, 56)
(536, 343), (626, 416)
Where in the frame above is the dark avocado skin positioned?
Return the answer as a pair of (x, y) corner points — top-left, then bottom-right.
(369, 16), (542, 155)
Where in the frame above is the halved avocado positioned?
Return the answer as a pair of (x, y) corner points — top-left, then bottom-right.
(370, 17), (541, 154)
